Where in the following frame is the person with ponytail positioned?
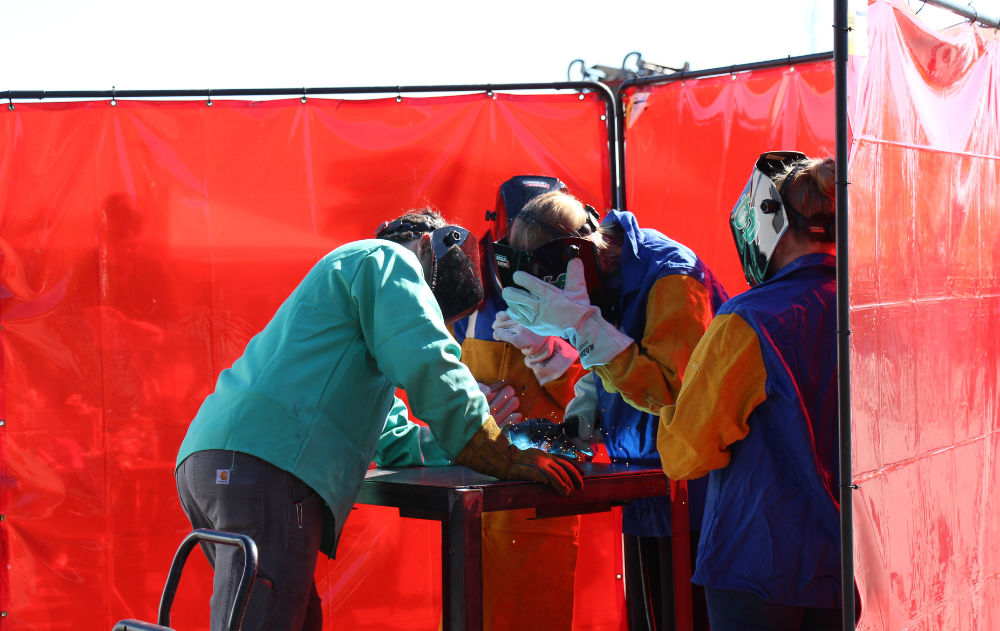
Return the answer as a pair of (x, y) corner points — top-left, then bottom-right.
(657, 155), (850, 630)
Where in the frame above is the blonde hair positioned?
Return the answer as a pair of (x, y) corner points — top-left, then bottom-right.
(509, 191), (590, 251)
(773, 157), (836, 219)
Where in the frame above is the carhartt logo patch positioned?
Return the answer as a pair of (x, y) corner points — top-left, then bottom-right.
(216, 469), (231, 485)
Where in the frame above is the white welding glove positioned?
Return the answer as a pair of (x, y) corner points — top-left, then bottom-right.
(501, 258), (593, 338)
(564, 371), (603, 455)
(491, 310), (549, 356)
(523, 337), (578, 386)
(493, 311), (579, 385)
(502, 258), (632, 369)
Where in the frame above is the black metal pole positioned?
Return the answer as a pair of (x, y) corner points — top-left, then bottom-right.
(833, 0), (855, 629)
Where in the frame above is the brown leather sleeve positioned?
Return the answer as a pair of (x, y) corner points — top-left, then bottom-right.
(453, 416), (513, 479)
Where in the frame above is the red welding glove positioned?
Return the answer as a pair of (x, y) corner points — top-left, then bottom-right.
(454, 418), (585, 497)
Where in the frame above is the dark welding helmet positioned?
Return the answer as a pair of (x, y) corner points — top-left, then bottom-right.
(490, 175), (567, 239)
(489, 237), (618, 325)
(376, 218), (484, 324)
(428, 226), (485, 323)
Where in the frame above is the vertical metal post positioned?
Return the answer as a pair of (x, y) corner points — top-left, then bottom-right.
(445, 489), (484, 631)
(442, 519), (452, 631)
(669, 480), (694, 631)
(616, 90), (629, 211)
(834, 0), (855, 629)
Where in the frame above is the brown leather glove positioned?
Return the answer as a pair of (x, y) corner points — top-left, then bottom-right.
(453, 416), (514, 480)
(454, 417), (585, 497)
(508, 446), (585, 497)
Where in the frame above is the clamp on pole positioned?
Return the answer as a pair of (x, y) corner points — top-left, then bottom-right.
(207, 88), (213, 107)
(111, 86), (117, 107)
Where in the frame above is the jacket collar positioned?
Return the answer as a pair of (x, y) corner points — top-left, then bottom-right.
(759, 253), (836, 288)
(602, 210), (644, 294)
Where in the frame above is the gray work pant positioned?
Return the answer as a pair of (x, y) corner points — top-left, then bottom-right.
(176, 450), (324, 631)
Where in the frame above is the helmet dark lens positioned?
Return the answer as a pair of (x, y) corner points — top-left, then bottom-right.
(429, 226), (484, 323)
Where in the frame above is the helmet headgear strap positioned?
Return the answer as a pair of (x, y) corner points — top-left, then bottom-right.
(516, 204), (601, 240)
(375, 218), (436, 240)
(778, 166), (835, 243)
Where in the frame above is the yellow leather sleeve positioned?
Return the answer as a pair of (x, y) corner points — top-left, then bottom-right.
(594, 274), (715, 414)
(657, 313), (767, 480)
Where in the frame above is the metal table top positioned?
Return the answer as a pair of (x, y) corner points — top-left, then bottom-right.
(357, 462), (669, 517)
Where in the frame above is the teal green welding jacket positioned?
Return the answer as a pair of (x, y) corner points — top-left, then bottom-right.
(176, 240), (488, 555)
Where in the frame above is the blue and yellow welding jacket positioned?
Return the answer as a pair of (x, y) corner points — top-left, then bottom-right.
(658, 254), (841, 608)
(591, 210), (729, 537)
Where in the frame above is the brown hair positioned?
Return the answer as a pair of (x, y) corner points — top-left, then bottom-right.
(509, 191), (590, 251)
(773, 157), (836, 219)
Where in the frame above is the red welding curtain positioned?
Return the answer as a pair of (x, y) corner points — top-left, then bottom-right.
(0, 92), (620, 629)
(621, 59), (835, 297)
(849, 2), (1000, 629)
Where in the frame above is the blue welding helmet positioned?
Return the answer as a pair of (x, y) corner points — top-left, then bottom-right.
(491, 175), (567, 240)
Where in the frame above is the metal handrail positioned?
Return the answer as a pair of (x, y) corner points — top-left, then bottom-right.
(160, 529), (258, 631)
(112, 529), (258, 631)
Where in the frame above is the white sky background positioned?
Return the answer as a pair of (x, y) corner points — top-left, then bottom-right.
(2, 0), (999, 92)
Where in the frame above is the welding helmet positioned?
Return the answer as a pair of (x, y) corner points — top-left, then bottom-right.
(489, 236), (619, 325)
(375, 218), (485, 324)
(731, 150), (836, 287)
(490, 175), (567, 240)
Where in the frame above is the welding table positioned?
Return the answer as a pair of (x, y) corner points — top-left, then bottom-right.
(356, 462), (670, 631)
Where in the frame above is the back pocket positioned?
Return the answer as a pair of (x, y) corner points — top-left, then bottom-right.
(191, 452), (265, 536)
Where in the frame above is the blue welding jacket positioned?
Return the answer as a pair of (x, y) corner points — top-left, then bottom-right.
(596, 210), (728, 537)
(692, 254), (842, 607)
(452, 291), (503, 343)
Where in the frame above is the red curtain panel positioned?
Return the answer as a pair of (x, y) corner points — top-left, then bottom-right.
(621, 59), (835, 298)
(0, 91), (619, 630)
(848, 2), (1000, 629)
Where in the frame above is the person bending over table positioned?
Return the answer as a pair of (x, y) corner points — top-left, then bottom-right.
(501, 191), (728, 631)
(657, 153), (849, 631)
(175, 208), (583, 631)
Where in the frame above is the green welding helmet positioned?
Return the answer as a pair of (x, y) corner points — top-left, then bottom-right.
(730, 150), (807, 287)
